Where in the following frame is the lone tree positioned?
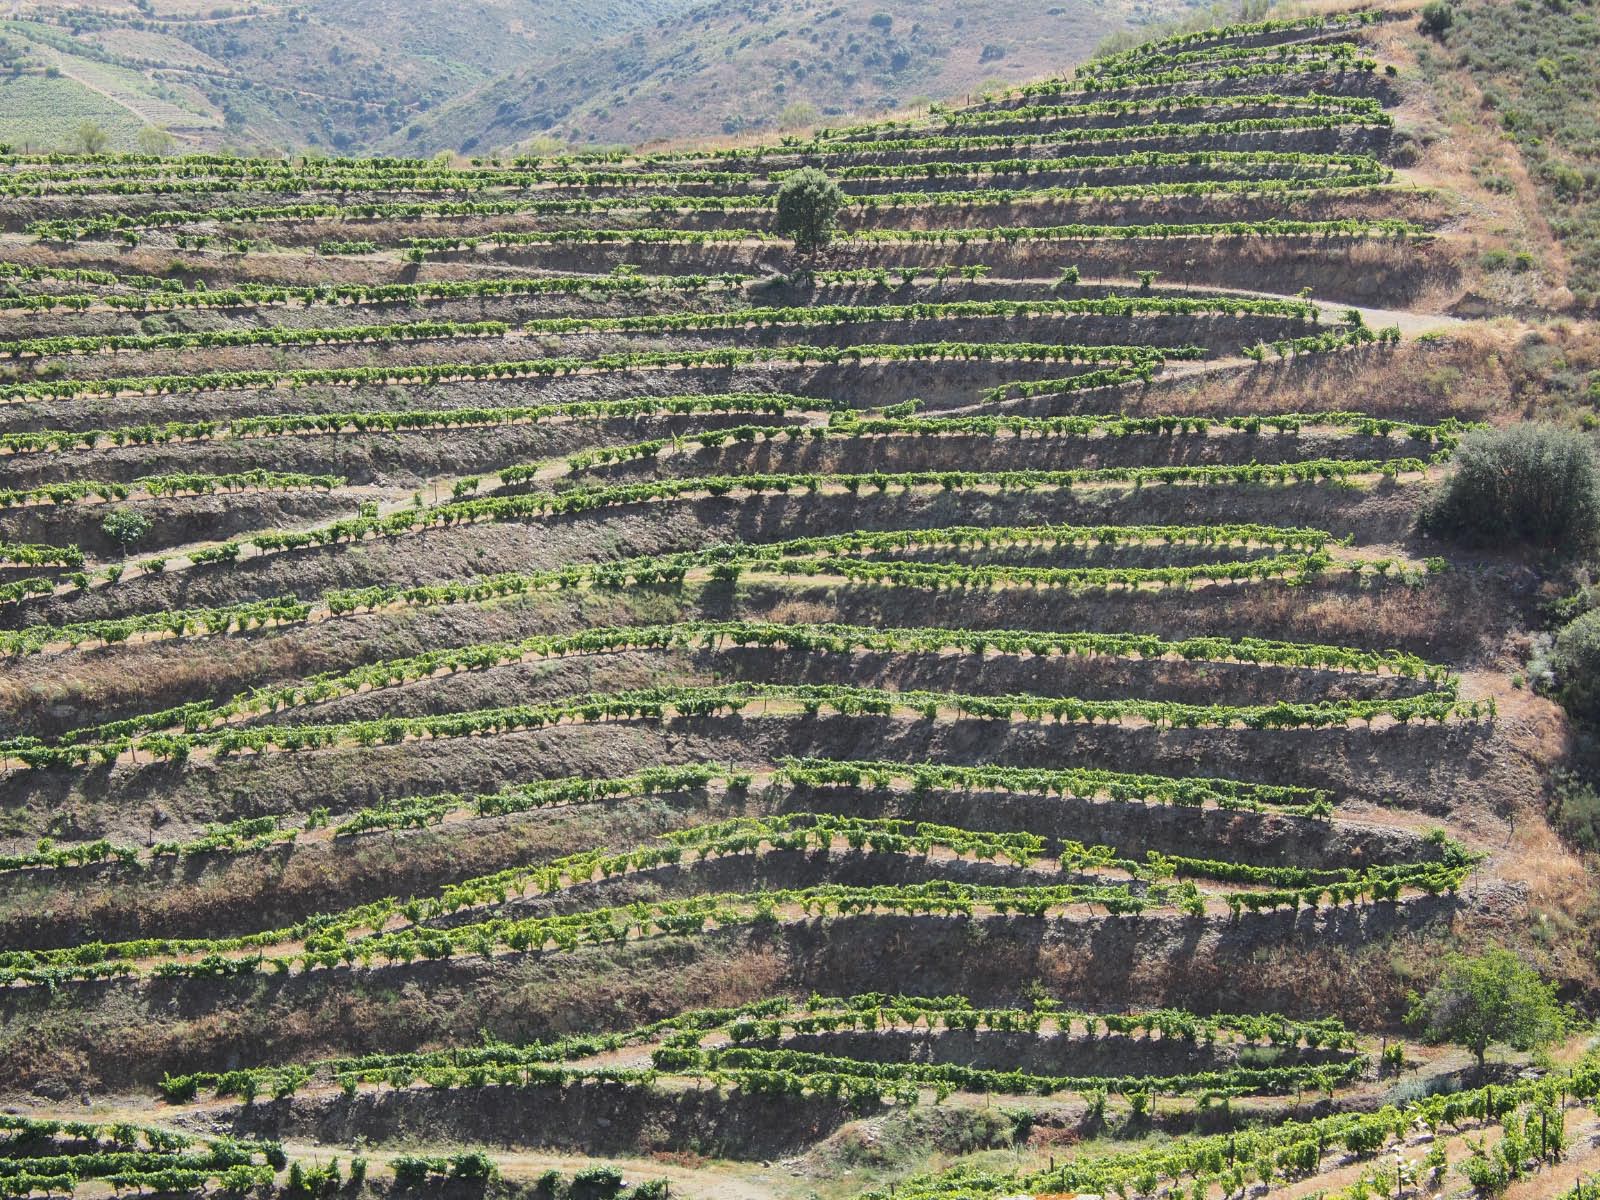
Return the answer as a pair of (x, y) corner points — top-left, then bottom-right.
(1420, 423), (1600, 554)
(1407, 948), (1565, 1072)
(775, 167), (845, 254)
(75, 120), (109, 154)
(137, 126), (176, 156)
(1553, 608), (1600, 725)
(102, 507), (151, 556)
(1419, 0), (1454, 35)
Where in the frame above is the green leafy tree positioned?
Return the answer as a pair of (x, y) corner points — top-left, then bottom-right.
(102, 507), (152, 556)
(75, 120), (109, 154)
(1407, 949), (1565, 1071)
(137, 126), (176, 156)
(1553, 609), (1600, 724)
(774, 168), (846, 253)
(778, 100), (820, 130)
(1421, 423), (1600, 553)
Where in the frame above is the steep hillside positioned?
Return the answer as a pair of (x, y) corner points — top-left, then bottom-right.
(0, 0), (696, 153)
(391, 0), (1193, 154)
(1411, 0), (1600, 308)
(0, 0), (1198, 155)
(0, 71), (150, 153)
(0, 7), (1597, 1200)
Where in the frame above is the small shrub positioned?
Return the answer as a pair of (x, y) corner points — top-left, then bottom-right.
(572, 1165), (626, 1200)
(102, 507), (152, 556)
(1420, 1), (1453, 35)
(1420, 424), (1600, 553)
(449, 1152), (498, 1182)
(157, 1074), (199, 1103)
(390, 1156), (435, 1187)
(1548, 768), (1600, 851)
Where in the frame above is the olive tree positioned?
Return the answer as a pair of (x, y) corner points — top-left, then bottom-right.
(1407, 948), (1565, 1071)
(75, 121), (109, 154)
(1421, 423), (1600, 554)
(774, 168), (846, 254)
(1553, 609), (1600, 724)
(137, 126), (176, 156)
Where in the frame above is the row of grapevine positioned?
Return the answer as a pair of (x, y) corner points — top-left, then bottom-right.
(0, 147), (1383, 199)
(1, 269), (750, 314)
(0, 392), (837, 456)
(0, 339), (1172, 404)
(46, 615), (1450, 749)
(0, 677), (1485, 773)
(0, 294), (1314, 359)
(0, 517), (1342, 651)
(0, 470), (343, 509)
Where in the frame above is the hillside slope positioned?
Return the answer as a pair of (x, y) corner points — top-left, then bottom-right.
(1411, 0), (1600, 307)
(0, 0), (1198, 155)
(390, 0), (1189, 154)
(0, 0), (697, 153)
(0, 7), (1597, 1200)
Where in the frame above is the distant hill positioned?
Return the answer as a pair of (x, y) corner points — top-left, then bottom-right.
(0, 0), (1200, 155)
(390, 0), (1194, 156)
(0, 0), (698, 153)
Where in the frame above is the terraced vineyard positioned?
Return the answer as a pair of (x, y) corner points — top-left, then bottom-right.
(0, 9), (1596, 1200)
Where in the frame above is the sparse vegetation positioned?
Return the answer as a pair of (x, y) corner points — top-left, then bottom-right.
(1425, 0), (1600, 304)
